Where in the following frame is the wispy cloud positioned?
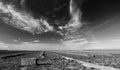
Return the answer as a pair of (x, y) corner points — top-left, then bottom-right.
(1, 39), (120, 50)
(0, 2), (54, 35)
(85, 39), (120, 49)
(0, 42), (9, 49)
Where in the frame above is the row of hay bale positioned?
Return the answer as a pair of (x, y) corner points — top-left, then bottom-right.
(20, 52), (53, 66)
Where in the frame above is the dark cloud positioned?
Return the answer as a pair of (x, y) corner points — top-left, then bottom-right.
(25, 0), (70, 24)
(0, 0), (120, 50)
(81, 0), (120, 24)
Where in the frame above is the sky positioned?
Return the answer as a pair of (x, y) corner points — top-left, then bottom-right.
(0, 0), (120, 50)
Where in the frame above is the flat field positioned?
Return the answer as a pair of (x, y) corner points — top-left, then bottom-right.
(0, 50), (120, 70)
(54, 50), (120, 69)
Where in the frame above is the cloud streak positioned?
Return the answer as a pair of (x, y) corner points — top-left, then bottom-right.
(0, 2), (54, 35)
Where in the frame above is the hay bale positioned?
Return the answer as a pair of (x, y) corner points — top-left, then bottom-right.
(21, 58), (36, 66)
(36, 59), (52, 65)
